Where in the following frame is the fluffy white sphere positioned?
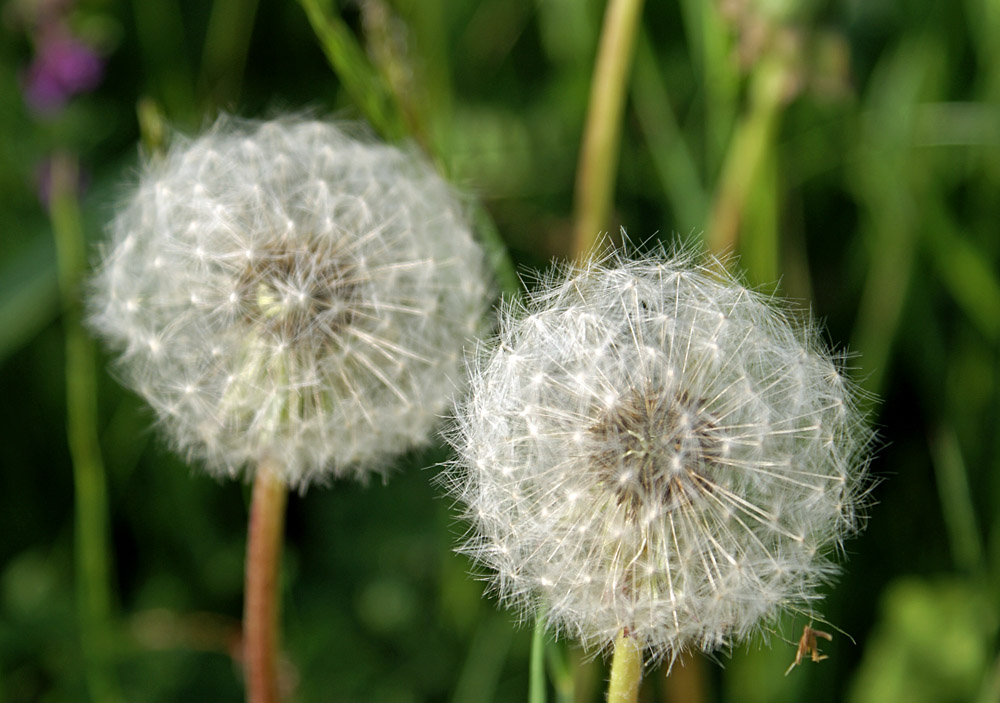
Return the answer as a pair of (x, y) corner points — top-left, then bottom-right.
(90, 116), (491, 488)
(446, 250), (871, 661)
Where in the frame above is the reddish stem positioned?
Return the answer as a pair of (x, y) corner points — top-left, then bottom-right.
(243, 464), (288, 703)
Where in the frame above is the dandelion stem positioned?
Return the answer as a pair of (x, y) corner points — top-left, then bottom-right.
(529, 616), (547, 703)
(572, 0), (646, 261)
(50, 153), (122, 703)
(607, 630), (642, 703)
(244, 462), (288, 703)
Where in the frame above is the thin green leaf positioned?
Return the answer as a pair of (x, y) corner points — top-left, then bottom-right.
(198, 0), (260, 108)
(929, 425), (985, 572)
(298, 0), (406, 141)
(923, 203), (1000, 342)
(631, 27), (708, 229)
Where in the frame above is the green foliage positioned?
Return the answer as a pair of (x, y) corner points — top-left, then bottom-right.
(1, 0), (998, 701)
(850, 579), (997, 703)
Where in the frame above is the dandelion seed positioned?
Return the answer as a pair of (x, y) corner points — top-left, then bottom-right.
(89, 115), (491, 488)
(445, 248), (872, 662)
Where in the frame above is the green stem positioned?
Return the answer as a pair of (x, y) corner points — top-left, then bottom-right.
(50, 154), (121, 702)
(529, 617), (547, 703)
(243, 463), (289, 703)
(607, 630), (642, 703)
(571, 0), (647, 261)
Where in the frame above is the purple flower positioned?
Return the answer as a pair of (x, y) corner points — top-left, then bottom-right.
(22, 31), (104, 114)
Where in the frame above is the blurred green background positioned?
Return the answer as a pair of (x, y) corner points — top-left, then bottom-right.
(1, 0), (999, 701)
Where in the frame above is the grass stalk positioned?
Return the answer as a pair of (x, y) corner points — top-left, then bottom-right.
(49, 154), (121, 702)
(571, 0), (647, 261)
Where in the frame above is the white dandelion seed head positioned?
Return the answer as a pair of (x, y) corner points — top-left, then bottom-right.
(445, 248), (872, 662)
(89, 115), (491, 488)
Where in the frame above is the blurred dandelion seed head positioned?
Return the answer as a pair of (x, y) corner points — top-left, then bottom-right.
(89, 115), (491, 488)
(445, 249), (872, 662)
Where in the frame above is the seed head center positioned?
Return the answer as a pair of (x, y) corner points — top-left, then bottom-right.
(238, 241), (358, 343)
(589, 386), (721, 515)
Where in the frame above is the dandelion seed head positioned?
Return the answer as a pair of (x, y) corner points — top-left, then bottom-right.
(445, 248), (872, 662)
(90, 115), (491, 488)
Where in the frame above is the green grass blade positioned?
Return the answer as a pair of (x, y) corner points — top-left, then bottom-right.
(923, 203), (1000, 342)
(631, 27), (708, 229)
(298, 0), (406, 141)
(198, 0), (261, 108)
(930, 425), (985, 572)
